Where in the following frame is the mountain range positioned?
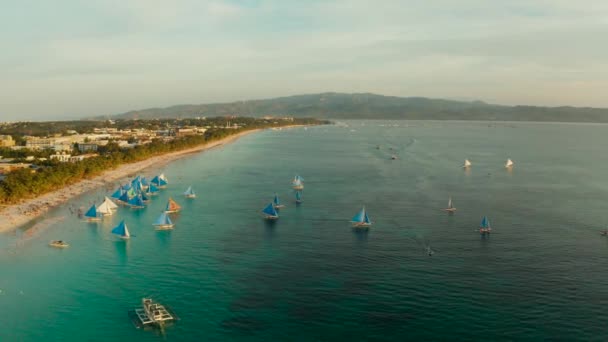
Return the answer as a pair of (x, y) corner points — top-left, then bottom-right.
(108, 93), (608, 123)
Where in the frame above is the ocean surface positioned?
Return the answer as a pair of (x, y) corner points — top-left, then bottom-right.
(1, 120), (608, 341)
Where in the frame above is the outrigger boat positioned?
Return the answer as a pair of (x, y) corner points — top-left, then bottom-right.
(262, 203), (279, 220)
(49, 240), (69, 248)
(183, 186), (196, 198)
(164, 197), (181, 213)
(131, 298), (178, 329)
(128, 195), (146, 209)
(351, 206), (372, 229)
(84, 204), (101, 222)
(443, 197), (456, 212)
(292, 175), (304, 190)
(391, 155), (397, 160)
(479, 216), (491, 235)
(153, 212), (174, 230)
(112, 220), (131, 239)
(273, 193), (285, 209)
(104, 196), (119, 211)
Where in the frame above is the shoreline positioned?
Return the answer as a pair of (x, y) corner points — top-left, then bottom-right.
(0, 127), (280, 233)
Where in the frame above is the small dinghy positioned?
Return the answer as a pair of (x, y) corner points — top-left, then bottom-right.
(49, 240), (69, 248)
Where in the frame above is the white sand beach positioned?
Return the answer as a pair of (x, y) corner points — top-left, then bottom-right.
(0, 128), (267, 233)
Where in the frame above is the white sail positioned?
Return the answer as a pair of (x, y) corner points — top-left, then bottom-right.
(463, 159), (472, 168)
(505, 158), (514, 168)
(448, 197), (452, 208)
(96, 201), (113, 216)
(104, 196), (119, 210)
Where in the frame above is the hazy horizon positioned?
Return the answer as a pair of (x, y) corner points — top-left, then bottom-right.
(3, 1), (608, 120)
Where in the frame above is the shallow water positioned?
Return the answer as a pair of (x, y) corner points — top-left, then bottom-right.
(1, 121), (608, 341)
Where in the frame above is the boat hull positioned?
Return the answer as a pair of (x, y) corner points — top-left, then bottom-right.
(185, 194), (196, 198)
(292, 186), (304, 190)
(351, 222), (371, 229)
(86, 218), (101, 222)
(443, 208), (457, 212)
(49, 241), (69, 248)
(164, 210), (180, 214)
(154, 224), (174, 230)
(264, 215), (279, 220)
(479, 228), (491, 234)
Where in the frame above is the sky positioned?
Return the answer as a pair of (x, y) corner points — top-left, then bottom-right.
(1, 0), (608, 120)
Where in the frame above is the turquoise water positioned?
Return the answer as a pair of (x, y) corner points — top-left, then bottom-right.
(2, 121), (608, 341)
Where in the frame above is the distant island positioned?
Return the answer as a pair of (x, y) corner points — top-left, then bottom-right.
(107, 92), (608, 123)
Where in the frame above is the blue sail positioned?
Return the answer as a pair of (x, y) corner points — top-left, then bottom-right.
(141, 192), (150, 202)
(295, 191), (302, 201)
(141, 177), (149, 186)
(151, 176), (160, 185)
(351, 207), (366, 223)
(184, 186), (194, 196)
(262, 203), (278, 217)
(84, 204), (97, 218)
(149, 184), (159, 193)
(481, 216), (490, 228)
(111, 220), (129, 237)
(128, 195), (144, 207)
(122, 183), (131, 190)
(364, 212), (371, 224)
(118, 191), (130, 203)
(273, 193), (280, 205)
(159, 178), (168, 186)
(111, 188), (123, 199)
(154, 212), (173, 226)
(132, 180), (143, 192)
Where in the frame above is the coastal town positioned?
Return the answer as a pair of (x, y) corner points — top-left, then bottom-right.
(0, 116), (312, 179)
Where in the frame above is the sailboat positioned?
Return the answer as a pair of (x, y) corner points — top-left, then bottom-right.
(96, 200), (113, 216)
(111, 220), (131, 239)
(505, 158), (514, 168)
(295, 190), (303, 204)
(140, 191), (150, 203)
(153, 212), (174, 230)
(262, 203), (279, 220)
(118, 191), (131, 205)
(292, 175), (304, 190)
(148, 184), (160, 195)
(151, 175), (168, 188)
(351, 206), (372, 228)
(104, 196), (119, 211)
(273, 193), (285, 209)
(84, 204), (101, 221)
(183, 186), (196, 198)
(463, 159), (472, 168)
(443, 197), (456, 212)
(164, 197), (181, 213)
(128, 195), (146, 209)
(479, 216), (491, 234)
(111, 187), (123, 200)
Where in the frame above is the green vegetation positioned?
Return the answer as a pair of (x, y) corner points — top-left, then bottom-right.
(0, 117), (326, 204)
(109, 92), (608, 123)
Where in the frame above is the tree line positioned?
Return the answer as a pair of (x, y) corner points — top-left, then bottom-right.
(0, 118), (326, 204)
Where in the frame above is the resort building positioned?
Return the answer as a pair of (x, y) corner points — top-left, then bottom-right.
(78, 143), (99, 153)
(25, 138), (55, 150)
(50, 152), (71, 162)
(0, 135), (15, 147)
